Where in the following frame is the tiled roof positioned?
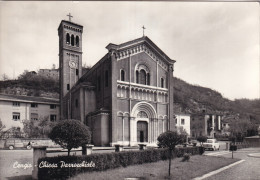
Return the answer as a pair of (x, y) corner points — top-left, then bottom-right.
(0, 94), (59, 104)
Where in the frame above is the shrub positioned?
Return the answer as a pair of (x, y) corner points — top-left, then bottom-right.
(38, 147), (200, 179)
(199, 146), (205, 155)
(49, 119), (91, 156)
(182, 153), (191, 162)
(197, 136), (207, 146)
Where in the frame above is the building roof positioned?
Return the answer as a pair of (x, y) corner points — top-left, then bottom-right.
(106, 36), (176, 64)
(0, 94), (59, 105)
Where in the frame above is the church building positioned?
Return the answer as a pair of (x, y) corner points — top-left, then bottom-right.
(58, 18), (176, 146)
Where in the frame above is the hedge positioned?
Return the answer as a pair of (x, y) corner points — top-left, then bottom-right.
(38, 146), (200, 180)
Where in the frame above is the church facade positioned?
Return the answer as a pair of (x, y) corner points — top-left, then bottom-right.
(58, 19), (176, 146)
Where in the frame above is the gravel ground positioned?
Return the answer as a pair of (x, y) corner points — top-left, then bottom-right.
(204, 148), (260, 180)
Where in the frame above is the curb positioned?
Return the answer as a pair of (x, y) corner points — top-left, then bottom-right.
(247, 153), (260, 158)
(192, 159), (245, 180)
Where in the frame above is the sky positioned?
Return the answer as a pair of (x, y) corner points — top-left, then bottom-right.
(0, 1), (259, 100)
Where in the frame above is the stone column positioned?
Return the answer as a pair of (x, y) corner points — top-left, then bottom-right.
(122, 117), (125, 142)
(32, 146), (47, 180)
(148, 120), (151, 143)
(129, 117), (136, 146)
(155, 119), (158, 142)
(151, 119), (154, 143)
(162, 119), (164, 132)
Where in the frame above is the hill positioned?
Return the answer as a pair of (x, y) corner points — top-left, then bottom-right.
(173, 77), (260, 124)
(0, 71), (59, 98)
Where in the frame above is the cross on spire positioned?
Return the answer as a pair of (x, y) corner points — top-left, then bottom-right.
(142, 25), (146, 37)
(67, 13), (73, 22)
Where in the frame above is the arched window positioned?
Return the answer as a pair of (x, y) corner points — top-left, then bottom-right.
(136, 71), (139, 83)
(140, 69), (146, 85)
(76, 36), (79, 47)
(161, 78), (164, 88)
(71, 35), (75, 46)
(66, 33), (70, 44)
(120, 70), (125, 81)
(135, 64), (150, 86)
(147, 73), (150, 85)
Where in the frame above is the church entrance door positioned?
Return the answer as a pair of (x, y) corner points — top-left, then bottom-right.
(137, 121), (148, 142)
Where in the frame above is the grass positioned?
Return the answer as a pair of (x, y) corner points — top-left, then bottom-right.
(70, 155), (239, 180)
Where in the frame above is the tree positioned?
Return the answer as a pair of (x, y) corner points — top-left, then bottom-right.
(157, 131), (186, 177)
(197, 136), (207, 146)
(0, 119), (6, 138)
(1, 73), (9, 81)
(49, 119), (91, 156)
(23, 116), (56, 138)
(228, 118), (257, 141)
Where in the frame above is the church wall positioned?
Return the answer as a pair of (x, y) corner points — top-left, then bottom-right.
(117, 99), (130, 113)
(117, 57), (130, 82)
(157, 104), (168, 117)
(111, 54), (118, 144)
(158, 66), (168, 88)
(84, 90), (96, 115)
(116, 99), (130, 142)
(130, 53), (157, 85)
(71, 90), (81, 121)
(84, 57), (112, 111)
(117, 116), (123, 141)
(87, 113), (110, 146)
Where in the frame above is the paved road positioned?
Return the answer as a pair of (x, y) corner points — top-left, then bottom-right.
(0, 149), (33, 180)
(204, 148), (260, 180)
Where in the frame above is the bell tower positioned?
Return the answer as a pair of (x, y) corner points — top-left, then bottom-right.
(58, 14), (83, 119)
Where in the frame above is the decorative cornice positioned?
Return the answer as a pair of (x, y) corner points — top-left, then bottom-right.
(62, 48), (83, 54)
(114, 43), (169, 71)
(117, 80), (168, 92)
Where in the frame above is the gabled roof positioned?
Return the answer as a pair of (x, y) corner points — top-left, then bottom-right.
(106, 36), (176, 64)
(0, 94), (59, 104)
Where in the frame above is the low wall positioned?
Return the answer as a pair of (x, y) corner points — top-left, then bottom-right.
(0, 140), (5, 148)
(0, 138), (60, 149)
(244, 136), (260, 147)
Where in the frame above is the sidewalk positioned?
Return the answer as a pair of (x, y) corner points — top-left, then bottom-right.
(201, 147), (260, 180)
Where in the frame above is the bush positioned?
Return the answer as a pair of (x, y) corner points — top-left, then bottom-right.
(38, 147), (200, 179)
(199, 146), (205, 155)
(197, 136), (207, 146)
(182, 153), (191, 162)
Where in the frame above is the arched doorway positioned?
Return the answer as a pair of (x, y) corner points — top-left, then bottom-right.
(130, 102), (157, 146)
(137, 121), (148, 142)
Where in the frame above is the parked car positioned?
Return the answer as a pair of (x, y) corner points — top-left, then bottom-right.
(203, 139), (220, 151)
(4, 138), (34, 150)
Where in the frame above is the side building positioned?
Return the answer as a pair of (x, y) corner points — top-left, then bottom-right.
(0, 94), (59, 131)
(175, 113), (191, 136)
(190, 112), (222, 138)
(38, 69), (59, 80)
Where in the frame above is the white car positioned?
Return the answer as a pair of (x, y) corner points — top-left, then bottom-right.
(203, 139), (220, 151)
